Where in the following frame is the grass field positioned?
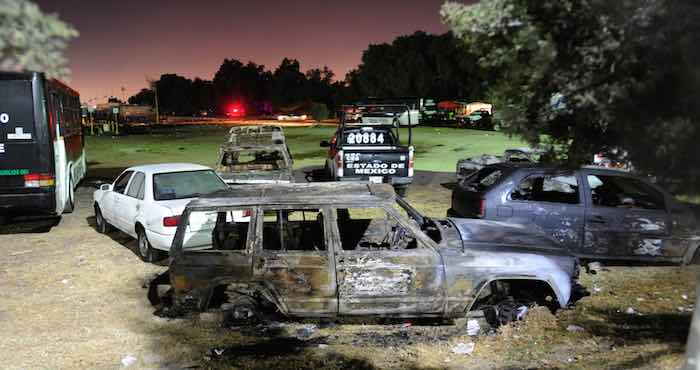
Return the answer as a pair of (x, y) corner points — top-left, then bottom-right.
(85, 125), (528, 177)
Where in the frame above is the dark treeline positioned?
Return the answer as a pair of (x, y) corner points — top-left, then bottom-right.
(128, 32), (484, 116)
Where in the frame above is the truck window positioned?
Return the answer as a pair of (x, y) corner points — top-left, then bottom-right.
(335, 207), (417, 251)
(511, 174), (580, 204)
(587, 175), (665, 210)
(262, 209), (325, 251)
(211, 211), (251, 251)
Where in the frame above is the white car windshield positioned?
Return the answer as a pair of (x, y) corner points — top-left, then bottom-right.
(153, 170), (227, 201)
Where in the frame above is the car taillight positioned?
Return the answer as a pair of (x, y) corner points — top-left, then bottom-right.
(24, 173), (54, 188)
(408, 147), (415, 177)
(242, 209), (252, 217)
(478, 199), (486, 218)
(335, 150), (344, 177)
(163, 215), (181, 227)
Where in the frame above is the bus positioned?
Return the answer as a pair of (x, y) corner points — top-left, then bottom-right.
(0, 71), (87, 223)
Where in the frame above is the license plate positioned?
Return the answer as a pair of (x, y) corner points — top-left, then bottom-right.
(369, 176), (383, 184)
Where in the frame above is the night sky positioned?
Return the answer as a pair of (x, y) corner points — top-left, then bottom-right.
(33, 0), (451, 103)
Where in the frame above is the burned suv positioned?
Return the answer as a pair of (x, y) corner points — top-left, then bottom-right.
(152, 182), (580, 326)
(216, 125), (293, 184)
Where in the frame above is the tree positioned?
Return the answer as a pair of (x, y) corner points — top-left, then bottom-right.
(213, 59), (271, 114)
(128, 88), (155, 106)
(155, 74), (194, 116)
(272, 58), (306, 107)
(441, 0), (700, 189)
(0, 0), (78, 80)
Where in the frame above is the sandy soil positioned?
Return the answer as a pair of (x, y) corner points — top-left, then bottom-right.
(0, 175), (697, 369)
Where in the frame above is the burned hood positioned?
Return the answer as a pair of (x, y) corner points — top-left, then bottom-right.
(218, 170), (293, 184)
(447, 218), (571, 256)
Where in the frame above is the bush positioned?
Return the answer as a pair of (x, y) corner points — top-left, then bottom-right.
(310, 102), (329, 123)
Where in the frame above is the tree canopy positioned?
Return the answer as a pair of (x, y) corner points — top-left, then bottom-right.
(0, 0), (78, 80)
(442, 0), (700, 189)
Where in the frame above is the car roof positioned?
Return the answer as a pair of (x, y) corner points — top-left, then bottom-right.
(186, 182), (395, 208)
(126, 163), (212, 175)
(486, 162), (632, 175)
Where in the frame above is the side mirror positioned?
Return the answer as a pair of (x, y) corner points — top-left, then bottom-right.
(100, 184), (113, 191)
(320, 140), (330, 148)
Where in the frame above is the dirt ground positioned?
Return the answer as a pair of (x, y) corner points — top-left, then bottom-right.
(0, 171), (697, 369)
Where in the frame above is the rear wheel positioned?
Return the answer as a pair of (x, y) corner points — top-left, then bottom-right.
(137, 227), (165, 263)
(222, 295), (261, 326)
(94, 205), (111, 234)
(483, 296), (531, 327)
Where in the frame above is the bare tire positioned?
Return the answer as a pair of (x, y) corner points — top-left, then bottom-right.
(483, 296), (530, 327)
(137, 227), (165, 263)
(94, 205), (111, 234)
(63, 177), (75, 213)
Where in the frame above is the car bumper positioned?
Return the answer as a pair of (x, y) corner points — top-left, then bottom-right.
(145, 229), (175, 251)
(0, 190), (56, 216)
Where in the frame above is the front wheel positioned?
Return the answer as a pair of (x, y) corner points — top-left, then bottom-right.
(137, 228), (165, 263)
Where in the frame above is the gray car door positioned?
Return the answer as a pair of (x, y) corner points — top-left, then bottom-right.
(505, 170), (586, 253)
(582, 172), (679, 260)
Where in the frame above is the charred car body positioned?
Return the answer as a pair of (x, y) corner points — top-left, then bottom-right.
(456, 147), (546, 182)
(321, 105), (414, 196)
(450, 163), (700, 264)
(152, 182), (580, 326)
(216, 126), (293, 184)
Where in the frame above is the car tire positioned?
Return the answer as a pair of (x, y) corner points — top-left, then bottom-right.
(63, 177), (75, 213)
(137, 227), (165, 263)
(94, 205), (112, 234)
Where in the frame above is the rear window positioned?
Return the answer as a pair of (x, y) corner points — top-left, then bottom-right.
(342, 127), (396, 146)
(0, 79), (35, 143)
(220, 149), (287, 171)
(462, 168), (504, 192)
(153, 170), (227, 201)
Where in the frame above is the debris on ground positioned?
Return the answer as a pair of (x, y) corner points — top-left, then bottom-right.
(120, 355), (137, 368)
(593, 284), (603, 293)
(467, 319), (480, 336)
(295, 324), (317, 339)
(318, 344), (329, 349)
(566, 325), (585, 332)
(636, 298), (645, 302)
(587, 262), (604, 274)
(516, 306), (529, 321)
(61, 279), (69, 284)
(683, 294), (689, 300)
(625, 307), (637, 315)
(451, 342), (475, 355)
(10, 250), (32, 256)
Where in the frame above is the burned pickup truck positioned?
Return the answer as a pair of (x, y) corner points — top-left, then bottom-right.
(216, 126), (293, 184)
(150, 182), (580, 327)
(321, 105), (414, 196)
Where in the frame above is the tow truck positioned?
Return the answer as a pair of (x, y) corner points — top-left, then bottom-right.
(321, 104), (414, 196)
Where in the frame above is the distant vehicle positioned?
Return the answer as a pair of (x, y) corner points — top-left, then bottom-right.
(92, 163), (230, 262)
(449, 163), (700, 265)
(456, 148), (545, 181)
(355, 97), (436, 123)
(151, 182), (580, 327)
(215, 126), (294, 184)
(0, 71), (87, 223)
(321, 104), (415, 196)
(224, 103), (245, 118)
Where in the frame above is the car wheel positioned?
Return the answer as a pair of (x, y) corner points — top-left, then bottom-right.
(137, 227), (165, 263)
(222, 295), (260, 326)
(483, 296), (530, 327)
(64, 177), (75, 213)
(94, 205), (111, 234)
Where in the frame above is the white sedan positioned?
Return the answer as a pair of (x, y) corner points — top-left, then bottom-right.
(93, 163), (240, 262)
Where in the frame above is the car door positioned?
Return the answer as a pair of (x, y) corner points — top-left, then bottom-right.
(251, 207), (337, 316)
(582, 172), (678, 260)
(333, 205), (445, 316)
(504, 170), (586, 253)
(120, 171), (145, 237)
(102, 170), (133, 229)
